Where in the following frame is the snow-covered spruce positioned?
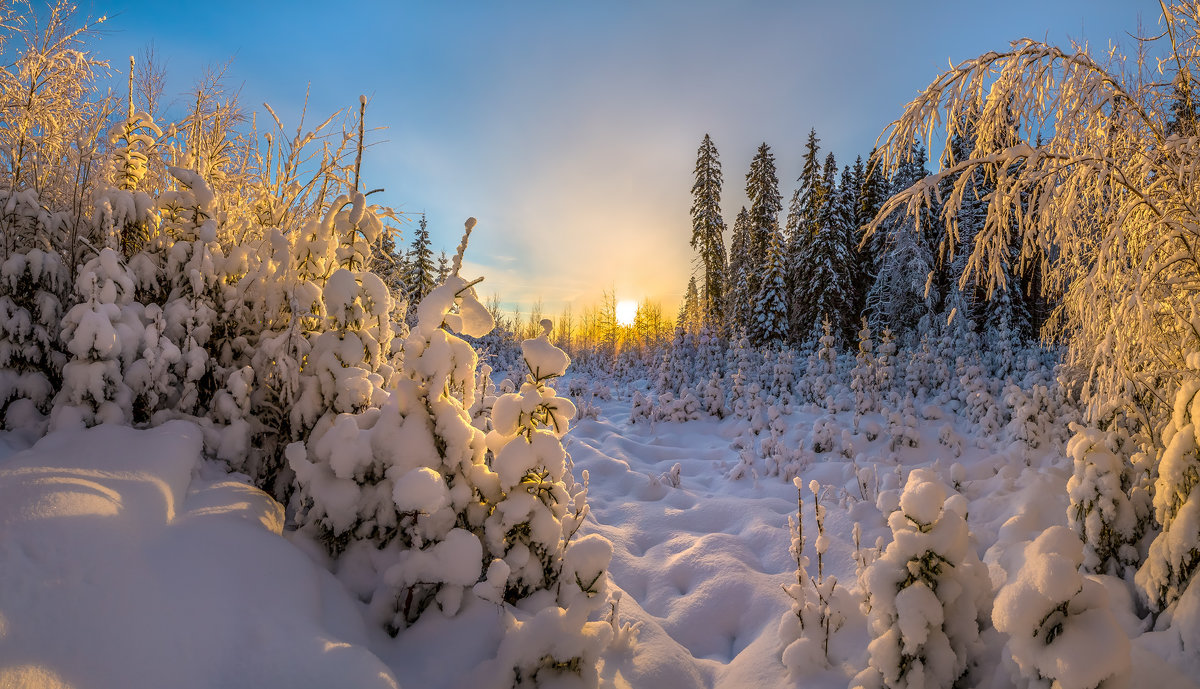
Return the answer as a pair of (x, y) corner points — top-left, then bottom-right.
(993, 526), (1130, 689)
(288, 263), (496, 631)
(0, 247), (69, 429)
(851, 318), (876, 429)
(290, 235), (614, 684)
(852, 468), (990, 689)
(50, 248), (140, 430)
(1065, 425), (1141, 576)
(1136, 353), (1200, 612)
(477, 317), (616, 685)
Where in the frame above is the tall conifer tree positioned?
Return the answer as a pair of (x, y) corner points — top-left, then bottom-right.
(405, 214), (435, 305)
(750, 223), (789, 346)
(727, 206), (753, 333)
(690, 134), (728, 328)
(745, 143), (782, 303)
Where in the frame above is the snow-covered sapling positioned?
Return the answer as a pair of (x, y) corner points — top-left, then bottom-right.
(852, 468), (991, 689)
(1066, 425), (1140, 576)
(780, 478), (845, 674)
(993, 526), (1130, 689)
(1136, 355), (1200, 611)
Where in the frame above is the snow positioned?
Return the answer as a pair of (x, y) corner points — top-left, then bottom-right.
(0, 421), (397, 689)
(3, 373), (1200, 688)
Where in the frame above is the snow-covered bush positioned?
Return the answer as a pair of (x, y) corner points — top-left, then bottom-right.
(290, 222), (611, 664)
(1137, 355), (1200, 611)
(289, 260), (496, 630)
(886, 394), (920, 450)
(808, 318), (838, 406)
(701, 368), (726, 418)
(629, 390), (654, 424)
(851, 318), (876, 429)
(993, 526), (1130, 689)
(50, 248), (140, 429)
(1066, 425), (1141, 576)
(852, 468), (991, 689)
(0, 247), (69, 427)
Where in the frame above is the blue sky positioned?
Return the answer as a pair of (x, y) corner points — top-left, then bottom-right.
(84, 0), (1158, 316)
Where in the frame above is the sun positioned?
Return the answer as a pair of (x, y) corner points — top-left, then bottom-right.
(616, 300), (638, 327)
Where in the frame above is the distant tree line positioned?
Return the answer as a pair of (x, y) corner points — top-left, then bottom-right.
(684, 122), (1050, 350)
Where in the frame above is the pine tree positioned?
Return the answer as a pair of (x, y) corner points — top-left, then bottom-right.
(691, 134), (728, 328)
(746, 143), (782, 308)
(788, 129), (825, 342)
(436, 249), (450, 285)
(677, 275), (701, 334)
(405, 214), (435, 305)
(797, 153), (854, 344)
(848, 155), (878, 322)
(1167, 65), (1199, 138)
(727, 206), (753, 333)
(750, 223), (788, 346)
(866, 140), (938, 343)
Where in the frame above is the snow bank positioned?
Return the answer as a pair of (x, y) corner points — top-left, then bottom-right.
(0, 421), (397, 689)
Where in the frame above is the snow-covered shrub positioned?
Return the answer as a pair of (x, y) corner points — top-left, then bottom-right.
(993, 526), (1130, 689)
(961, 357), (1004, 435)
(851, 318), (876, 429)
(765, 346), (796, 407)
(852, 468), (991, 689)
(629, 390), (654, 424)
(726, 330), (756, 418)
(808, 318), (838, 406)
(50, 248), (140, 429)
(938, 424), (963, 458)
(875, 328), (897, 404)
(1065, 426), (1141, 576)
(654, 389), (700, 423)
(886, 394), (920, 450)
(478, 319), (616, 681)
(1137, 355), (1200, 611)
(93, 109), (161, 257)
(903, 338), (934, 400)
(701, 368), (726, 418)
(0, 247), (69, 427)
(290, 221), (603, 651)
(695, 324), (724, 378)
(655, 327), (696, 396)
(289, 262), (496, 631)
(158, 166), (225, 417)
(812, 416), (836, 453)
(484, 318), (604, 602)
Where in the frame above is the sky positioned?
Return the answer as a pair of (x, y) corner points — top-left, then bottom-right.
(82, 0), (1159, 317)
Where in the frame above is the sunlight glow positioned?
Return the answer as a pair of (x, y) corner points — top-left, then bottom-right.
(616, 300), (638, 327)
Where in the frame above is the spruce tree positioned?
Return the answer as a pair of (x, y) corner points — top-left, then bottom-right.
(866, 140), (938, 343)
(678, 275), (701, 334)
(405, 214), (435, 305)
(436, 250), (450, 285)
(727, 206), (753, 333)
(848, 155), (875, 321)
(750, 224), (788, 347)
(793, 152), (853, 344)
(745, 143), (782, 307)
(788, 129), (825, 342)
(858, 148), (890, 286)
(691, 134), (728, 328)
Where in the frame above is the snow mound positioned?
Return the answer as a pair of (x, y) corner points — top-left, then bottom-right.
(0, 421), (397, 689)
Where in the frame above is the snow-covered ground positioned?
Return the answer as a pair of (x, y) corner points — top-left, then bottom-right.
(2, 388), (1199, 688)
